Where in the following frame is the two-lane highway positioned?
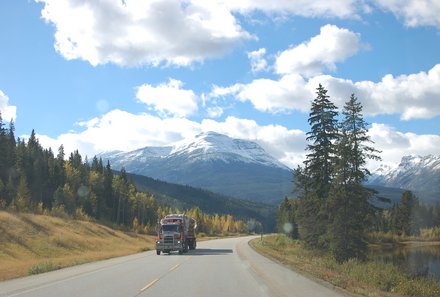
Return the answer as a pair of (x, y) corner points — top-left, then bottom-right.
(0, 236), (346, 297)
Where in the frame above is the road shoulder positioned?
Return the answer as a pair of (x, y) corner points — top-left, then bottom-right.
(237, 236), (348, 297)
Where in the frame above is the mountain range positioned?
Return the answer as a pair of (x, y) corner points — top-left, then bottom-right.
(367, 154), (440, 203)
(99, 132), (439, 205)
(99, 132), (293, 203)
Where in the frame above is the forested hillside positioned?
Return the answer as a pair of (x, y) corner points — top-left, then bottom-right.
(0, 115), (254, 235)
(127, 172), (276, 231)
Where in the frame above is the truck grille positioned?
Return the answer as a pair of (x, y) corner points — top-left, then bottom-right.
(164, 236), (174, 244)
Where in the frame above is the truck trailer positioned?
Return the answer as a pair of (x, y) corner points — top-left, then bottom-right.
(156, 214), (196, 255)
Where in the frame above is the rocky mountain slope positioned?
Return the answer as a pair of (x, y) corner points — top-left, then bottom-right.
(99, 132), (293, 202)
(367, 155), (440, 203)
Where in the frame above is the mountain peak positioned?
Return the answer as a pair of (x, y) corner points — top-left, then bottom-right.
(97, 132), (293, 201)
(170, 132), (288, 170)
(367, 154), (440, 203)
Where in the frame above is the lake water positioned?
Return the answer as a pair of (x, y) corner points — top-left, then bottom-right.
(369, 244), (440, 281)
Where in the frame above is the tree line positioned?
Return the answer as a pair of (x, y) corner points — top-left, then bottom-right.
(0, 113), (249, 235)
(372, 190), (440, 236)
(278, 190), (440, 239)
(277, 84), (440, 262)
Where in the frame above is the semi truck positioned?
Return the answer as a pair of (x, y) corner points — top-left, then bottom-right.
(156, 214), (196, 255)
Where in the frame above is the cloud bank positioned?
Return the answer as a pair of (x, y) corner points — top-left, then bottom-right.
(0, 90), (17, 122)
(36, 0), (253, 67)
(36, 107), (440, 171)
(373, 0), (440, 28)
(35, 0), (440, 68)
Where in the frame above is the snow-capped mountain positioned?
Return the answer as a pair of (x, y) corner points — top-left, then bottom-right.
(99, 132), (292, 202)
(367, 155), (440, 202)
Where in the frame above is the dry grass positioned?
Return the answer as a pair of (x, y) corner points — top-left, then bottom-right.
(251, 234), (440, 297)
(0, 211), (155, 281)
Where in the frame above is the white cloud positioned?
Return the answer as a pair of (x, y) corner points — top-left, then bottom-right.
(201, 116), (307, 168)
(35, 0), (253, 67)
(206, 106), (224, 118)
(373, 0), (440, 28)
(136, 79), (198, 118)
(223, 0), (361, 19)
(368, 123), (440, 167)
(248, 48), (268, 73)
(275, 24), (364, 77)
(311, 64), (440, 120)
(212, 74), (314, 113)
(0, 90), (17, 122)
(213, 63), (440, 119)
(36, 109), (307, 168)
(34, 0), (440, 69)
(37, 109), (200, 157)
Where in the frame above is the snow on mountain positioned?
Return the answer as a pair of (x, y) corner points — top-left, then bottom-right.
(368, 154), (440, 202)
(169, 132), (289, 169)
(98, 132), (293, 202)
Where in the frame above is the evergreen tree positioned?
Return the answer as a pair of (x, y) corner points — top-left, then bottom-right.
(432, 202), (440, 226)
(393, 190), (420, 236)
(304, 84), (339, 198)
(0, 179), (6, 209)
(0, 113), (7, 182)
(103, 161), (114, 218)
(277, 197), (298, 238)
(5, 120), (16, 181)
(339, 94), (381, 183)
(296, 84), (338, 249)
(53, 145), (66, 193)
(327, 94), (380, 262)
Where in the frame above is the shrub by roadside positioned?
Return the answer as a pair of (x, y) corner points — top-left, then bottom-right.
(251, 234), (440, 297)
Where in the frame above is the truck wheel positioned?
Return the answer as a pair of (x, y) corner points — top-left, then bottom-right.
(156, 250), (160, 255)
(178, 249), (183, 255)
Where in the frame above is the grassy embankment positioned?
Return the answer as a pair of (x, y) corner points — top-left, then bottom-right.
(0, 211), (156, 281)
(251, 234), (440, 297)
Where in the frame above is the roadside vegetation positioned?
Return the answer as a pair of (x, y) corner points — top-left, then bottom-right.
(276, 86), (440, 255)
(0, 209), (249, 281)
(0, 211), (155, 281)
(252, 234), (440, 297)
(273, 86), (440, 296)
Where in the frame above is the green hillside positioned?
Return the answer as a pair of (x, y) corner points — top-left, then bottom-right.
(126, 172), (277, 231)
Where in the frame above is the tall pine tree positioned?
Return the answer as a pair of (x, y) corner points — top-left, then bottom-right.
(296, 84), (339, 249)
(327, 94), (381, 262)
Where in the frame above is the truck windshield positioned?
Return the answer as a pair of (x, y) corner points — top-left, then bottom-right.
(162, 225), (179, 232)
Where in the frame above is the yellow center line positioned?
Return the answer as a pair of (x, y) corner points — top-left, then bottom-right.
(138, 257), (191, 293)
(140, 278), (159, 292)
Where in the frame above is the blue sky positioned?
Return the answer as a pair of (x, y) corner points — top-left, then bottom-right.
(1, 0), (439, 169)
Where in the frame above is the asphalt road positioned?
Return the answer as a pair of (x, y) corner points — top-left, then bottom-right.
(0, 236), (346, 297)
